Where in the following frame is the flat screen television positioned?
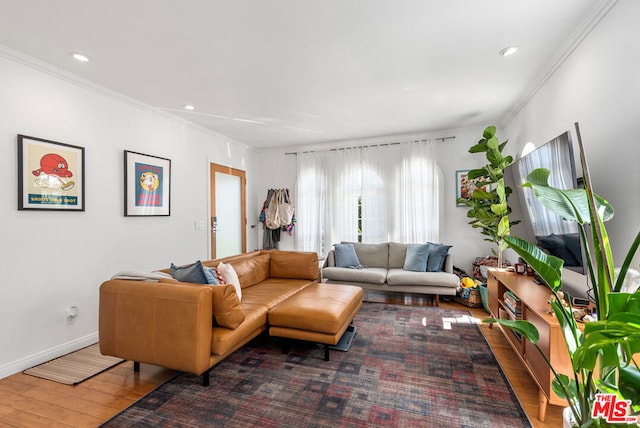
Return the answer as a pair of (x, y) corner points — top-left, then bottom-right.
(503, 130), (590, 300)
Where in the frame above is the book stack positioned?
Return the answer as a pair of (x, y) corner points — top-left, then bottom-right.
(503, 291), (522, 319)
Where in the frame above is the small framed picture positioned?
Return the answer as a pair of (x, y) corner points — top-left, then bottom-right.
(124, 150), (171, 216)
(17, 135), (85, 211)
(455, 169), (490, 207)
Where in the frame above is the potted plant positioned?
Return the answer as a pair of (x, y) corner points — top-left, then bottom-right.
(458, 125), (518, 312)
(487, 123), (640, 427)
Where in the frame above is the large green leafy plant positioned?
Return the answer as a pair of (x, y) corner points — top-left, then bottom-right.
(487, 123), (640, 427)
(457, 126), (518, 268)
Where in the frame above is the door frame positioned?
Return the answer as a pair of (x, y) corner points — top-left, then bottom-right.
(209, 163), (247, 259)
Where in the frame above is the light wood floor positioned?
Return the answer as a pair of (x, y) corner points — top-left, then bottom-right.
(0, 293), (563, 427)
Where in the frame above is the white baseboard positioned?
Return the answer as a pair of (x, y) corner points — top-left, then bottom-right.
(0, 332), (98, 380)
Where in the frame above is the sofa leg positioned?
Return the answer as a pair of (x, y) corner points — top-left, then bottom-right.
(280, 339), (292, 355)
(324, 344), (330, 361)
(434, 295), (440, 306)
(133, 361), (140, 372)
(202, 370), (210, 387)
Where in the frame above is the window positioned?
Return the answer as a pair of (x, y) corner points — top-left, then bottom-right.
(295, 140), (440, 255)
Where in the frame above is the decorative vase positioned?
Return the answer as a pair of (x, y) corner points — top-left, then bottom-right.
(478, 283), (490, 314)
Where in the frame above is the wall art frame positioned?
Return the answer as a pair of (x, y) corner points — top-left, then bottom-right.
(17, 134), (85, 211)
(124, 150), (171, 216)
(455, 169), (490, 207)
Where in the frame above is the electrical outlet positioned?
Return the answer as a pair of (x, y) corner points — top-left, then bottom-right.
(65, 306), (79, 325)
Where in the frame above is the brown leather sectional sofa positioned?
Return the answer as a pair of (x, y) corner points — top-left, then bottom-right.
(99, 250), (359, 385)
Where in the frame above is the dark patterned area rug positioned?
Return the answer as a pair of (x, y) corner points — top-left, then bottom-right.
(101, 303), (531, 428)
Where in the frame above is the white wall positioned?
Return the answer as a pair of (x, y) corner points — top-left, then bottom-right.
(253, 126), (496, 273)
(0, 52), (257, 378)
(504, 0), (640, 272)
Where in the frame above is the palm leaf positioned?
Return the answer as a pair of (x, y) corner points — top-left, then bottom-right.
(503, 235), (564, 291)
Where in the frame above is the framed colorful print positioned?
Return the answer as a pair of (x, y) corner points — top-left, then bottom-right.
(124, 150), (171, 216)
(455, 169), (490, 207)
(17, 134), (85, 211)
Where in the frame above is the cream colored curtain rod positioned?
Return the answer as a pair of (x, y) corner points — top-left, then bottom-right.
(284, 135), (455, 155)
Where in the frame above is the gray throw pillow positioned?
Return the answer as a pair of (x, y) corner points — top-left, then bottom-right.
(334, 243), (361, 268)
(170, 261), (208, 283)
(426, 243), (452, 272)
(403, 243), (430, 272)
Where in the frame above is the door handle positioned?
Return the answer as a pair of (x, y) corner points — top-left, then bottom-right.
(211, 217), (217, 234)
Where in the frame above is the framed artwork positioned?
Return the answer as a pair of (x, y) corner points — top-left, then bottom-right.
(455, 169), (490, 207)
(124, 150), (171, 216)
(17, 134), (85, 211)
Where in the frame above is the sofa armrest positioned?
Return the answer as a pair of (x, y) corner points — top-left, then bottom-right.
(323, 250), (336, 268)
(99, 279), (213, 375)
(443, 254), (453, 273)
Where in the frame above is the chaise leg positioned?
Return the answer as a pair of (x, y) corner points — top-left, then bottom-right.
(202, 369), (210, 387)
(280, 339), (292, 355)
(133, 361), (140, 372)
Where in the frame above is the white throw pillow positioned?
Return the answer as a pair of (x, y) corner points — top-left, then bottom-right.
(217, 262), (242, 301)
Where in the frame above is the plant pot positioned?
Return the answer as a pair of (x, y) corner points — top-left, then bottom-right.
(563, 406), (577, 428)
(478, 283), (490, 314)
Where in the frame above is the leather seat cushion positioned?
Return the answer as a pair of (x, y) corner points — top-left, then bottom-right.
(211, 302), (268, 356)
(268, 283), (363, 335)
(241, 279), (315, 310)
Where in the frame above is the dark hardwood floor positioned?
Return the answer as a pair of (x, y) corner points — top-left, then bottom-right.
(0, 291), (563, 427)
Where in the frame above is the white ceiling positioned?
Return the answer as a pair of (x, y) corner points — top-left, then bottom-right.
(0, 0), (612, 148)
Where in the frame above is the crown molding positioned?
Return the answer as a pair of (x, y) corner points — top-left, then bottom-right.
(501, 0), (619, 126)
(0, 44), (250, 148)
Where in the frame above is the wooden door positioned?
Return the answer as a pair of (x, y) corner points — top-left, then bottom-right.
(210, 163), (246, 259)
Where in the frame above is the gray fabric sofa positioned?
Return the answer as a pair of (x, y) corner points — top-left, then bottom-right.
(322, 242), (459, 305)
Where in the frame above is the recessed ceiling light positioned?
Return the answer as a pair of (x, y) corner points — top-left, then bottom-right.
(183, 104), (195, 111)
(72, 52), (90, 62)
(499, 46), (519, 57)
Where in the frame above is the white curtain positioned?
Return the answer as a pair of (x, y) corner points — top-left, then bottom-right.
(390, 140), (439, 243)
(295, 140), (440, 255)
(519, 136), (576, 236)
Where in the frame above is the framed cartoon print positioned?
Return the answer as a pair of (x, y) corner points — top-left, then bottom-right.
(18, 134), (85, 211)
(124, 150), (171, 216)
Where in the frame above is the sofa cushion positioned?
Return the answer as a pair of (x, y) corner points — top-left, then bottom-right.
(322, 267), (388, 284)
(211, 303), (268, 356)
(269, 250), (319, 280)
(334, 243), (361, 268)
(343, 242), (389, 268)
(217, 262), (242, 300)
(170, 261), (208, 284)
(403, 243), (430, 272)
(210, 284), (245, 329)
(388, 242), (407, 268)
(242, 278), (314, 310)
(228, 253), (270, 288)
(387, 268), (459, 288)
(426, 243), (452, 272)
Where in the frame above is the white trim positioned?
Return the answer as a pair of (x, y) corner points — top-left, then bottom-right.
(0, 333), (98, 380)
(0, 43), (250, 149)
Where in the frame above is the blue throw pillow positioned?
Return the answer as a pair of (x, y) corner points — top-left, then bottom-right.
(203, 267), (220, 285)
(170, 261), (208, 284)
(403, 243), (430, 272)
(334, 243), (361, 268)
(426, 243), (452, 272)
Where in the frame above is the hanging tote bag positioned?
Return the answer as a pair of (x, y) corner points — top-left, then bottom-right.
(265, 190), (281, 229)
(278, 189), (295, 227)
